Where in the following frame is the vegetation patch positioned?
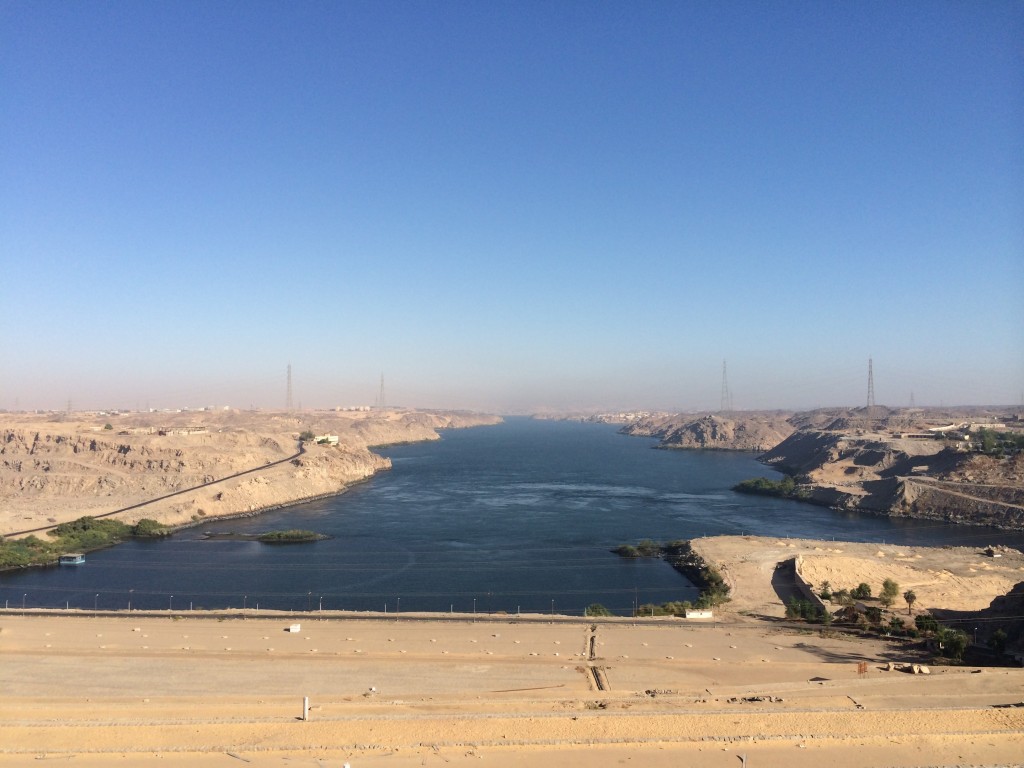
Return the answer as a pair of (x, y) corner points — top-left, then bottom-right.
(611, 539), (663, 558)
(256, 529), (328, 544)
(0, 516), (172, 569)
(733, 475), (810, 500)
(612, 539), (731, 609)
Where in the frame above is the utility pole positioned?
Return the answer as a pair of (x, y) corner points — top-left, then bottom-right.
(286, 364), (293, 411)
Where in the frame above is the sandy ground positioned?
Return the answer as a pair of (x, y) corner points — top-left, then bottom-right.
(2, 536), (1023, 766)
(1, 611), (1022, 767)
(691, 535), (1024, 617)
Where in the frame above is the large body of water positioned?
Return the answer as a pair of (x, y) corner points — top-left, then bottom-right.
(4, 418), (1022, 615)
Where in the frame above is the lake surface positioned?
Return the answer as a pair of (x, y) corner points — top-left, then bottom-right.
(4, 418), (1022, 615)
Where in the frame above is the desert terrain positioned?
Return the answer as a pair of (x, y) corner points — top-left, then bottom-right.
(622, 406), (1024, 530)
(2, 534), (1024, 766)
(3, 413), (1024, 765)
(690, 535), (1024, 619)
(0, 408), (500, 536)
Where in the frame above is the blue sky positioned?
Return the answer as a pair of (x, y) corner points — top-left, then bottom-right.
(2, 1), (1021, 413)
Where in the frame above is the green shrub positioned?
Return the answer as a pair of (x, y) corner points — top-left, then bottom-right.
(733, 475), (808, 499)
(785, 597), (827, 623)
(132, 518), (171, 537)
(0, 535), (59, 568)
(851, 583), (872, 599)
(612, 540), (662, 558)
(936, 627), (969, 660)
(612, 544), (640, 558)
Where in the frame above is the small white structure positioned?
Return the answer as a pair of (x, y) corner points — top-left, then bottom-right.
(287, 623), (301, 633)
(58, 553), (85, 566)
(314, 434), (339, 445)
(685, 609), (713, 619)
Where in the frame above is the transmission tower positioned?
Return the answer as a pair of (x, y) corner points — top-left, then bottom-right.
(377, 373), (386, 410)
(720, 360), (732, 413)
(286, 364), (293, 411)
(866, 357), (875, 410)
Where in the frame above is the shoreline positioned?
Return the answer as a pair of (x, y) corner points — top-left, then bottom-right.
(170, 471), (382, 533)
(0, 469), (387, 575)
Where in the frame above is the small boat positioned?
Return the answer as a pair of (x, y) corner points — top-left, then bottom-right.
(58, 553), (85, 566)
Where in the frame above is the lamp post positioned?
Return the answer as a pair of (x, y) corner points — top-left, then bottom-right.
(396, 597), (400, 615)
(95, 594), (99, 611)
(169, 595), (173, 611)
(22, 593), (27, 609)
(307, 592), (311, 612)
(128, 589), (133, 612)
(319, 595), (323, 613)
(243, 595), (247, 610)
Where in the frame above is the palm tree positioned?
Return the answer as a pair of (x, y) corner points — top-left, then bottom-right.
(903, 589), (917, 616)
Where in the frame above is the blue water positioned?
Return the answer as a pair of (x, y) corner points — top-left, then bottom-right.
(4, 418), (1022, 615)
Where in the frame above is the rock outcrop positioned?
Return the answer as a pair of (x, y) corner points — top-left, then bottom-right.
(622, 412), (795, 452)
(760, 428), (1024, 530)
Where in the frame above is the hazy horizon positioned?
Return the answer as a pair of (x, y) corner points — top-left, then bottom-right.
(2, 3), (1021, 414)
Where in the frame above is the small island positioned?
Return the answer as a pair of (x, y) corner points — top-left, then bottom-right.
(200, 529), (328, 543)
(256, 529), (328, 544)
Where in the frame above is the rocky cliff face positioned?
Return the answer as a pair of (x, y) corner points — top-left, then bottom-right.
(622, 413), (794, 452)
(0, 409), (501, 534)
(760, 429), (1024, 530)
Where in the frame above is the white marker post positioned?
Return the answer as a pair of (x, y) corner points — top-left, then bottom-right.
(302, 696), (309, 721)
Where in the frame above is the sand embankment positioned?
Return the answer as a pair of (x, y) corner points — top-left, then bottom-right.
(1, 612), (1022, 767)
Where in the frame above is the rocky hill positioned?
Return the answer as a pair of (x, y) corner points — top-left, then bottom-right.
(760, 424), (1024, 530)
(622, 412), (794, 452)
(621, 406), (1024, 530)
(0, 409), (500, 535)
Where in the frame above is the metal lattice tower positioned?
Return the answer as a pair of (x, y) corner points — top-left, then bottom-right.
(720, 360), (732, 413)
(286, 364), (293, 411)
(866, 357), (876, 410)
(377, 373), (386, 410)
